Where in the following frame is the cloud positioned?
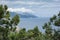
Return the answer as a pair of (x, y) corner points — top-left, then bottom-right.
(0, 1), (60, 8)
(15, 1), (40, 5)
(0, 0), (60, 17)
(53, 0), (59, 1)
(40, 4), (60, 8)
(8, 7), (34, 13)
(0, 1), (42, 5)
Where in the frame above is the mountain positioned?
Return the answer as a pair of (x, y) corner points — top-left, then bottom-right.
(10, 12), (38, 18)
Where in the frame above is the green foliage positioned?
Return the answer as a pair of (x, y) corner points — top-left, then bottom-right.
(50, 12), (60, 26)
(12, 15), (20, 25)
(0, 4), (60, 40)
(43, 22), (53, 40)
(0, 5), (20, 40)
(43, 12), (60, 40)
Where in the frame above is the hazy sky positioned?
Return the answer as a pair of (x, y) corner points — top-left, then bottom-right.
(0, 0), (60, 17)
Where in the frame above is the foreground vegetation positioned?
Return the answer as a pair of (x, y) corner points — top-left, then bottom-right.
(0, 5), (60, 40)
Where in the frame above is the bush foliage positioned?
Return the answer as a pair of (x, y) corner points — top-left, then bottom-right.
(0, 5), (60, 40)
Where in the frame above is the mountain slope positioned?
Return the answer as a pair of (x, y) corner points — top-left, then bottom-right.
(10, 12), (38, 18)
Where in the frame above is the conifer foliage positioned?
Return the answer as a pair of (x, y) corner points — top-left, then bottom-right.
(0, 5), (20, 40)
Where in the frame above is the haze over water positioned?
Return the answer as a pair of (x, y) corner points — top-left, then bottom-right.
(18, 18), (50, 32)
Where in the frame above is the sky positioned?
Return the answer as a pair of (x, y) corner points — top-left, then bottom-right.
(0, 0), (60, 17)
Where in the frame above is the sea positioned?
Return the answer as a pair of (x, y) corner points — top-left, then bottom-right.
(18, 17), (50, 32)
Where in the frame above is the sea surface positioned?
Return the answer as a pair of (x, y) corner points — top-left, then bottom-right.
(18, 17), (50, 32)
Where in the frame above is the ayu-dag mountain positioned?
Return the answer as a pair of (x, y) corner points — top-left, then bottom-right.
(10, 12), (38, 18)
(10, 12), (49, 32)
